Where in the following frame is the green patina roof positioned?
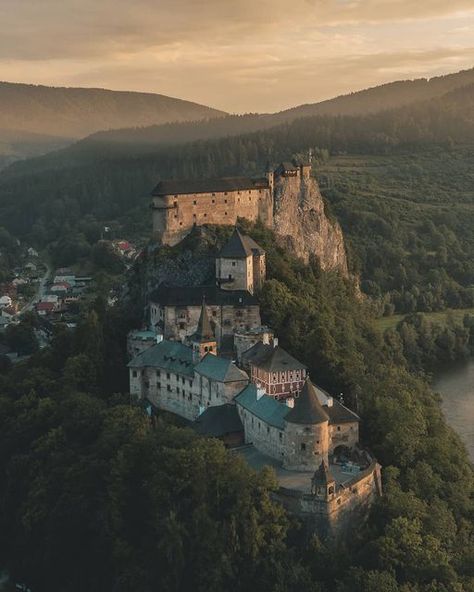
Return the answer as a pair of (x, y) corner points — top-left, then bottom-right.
(127, 340), (194, 377)
(235, 384), (288, 430)
(195, 353), (248, 383)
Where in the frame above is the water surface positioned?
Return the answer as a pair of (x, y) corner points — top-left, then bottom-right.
(433, 359), (474, 462)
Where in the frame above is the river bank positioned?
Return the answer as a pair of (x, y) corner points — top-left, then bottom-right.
(433, 359), (474, 462)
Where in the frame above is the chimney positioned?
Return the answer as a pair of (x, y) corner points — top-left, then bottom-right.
(256, 386), (265, 400)
(326, 396), (333, 408)
(273, 337), (279, 348)
(262, 331), (270, 345)
(285, 397), (295, 408)
(156, 333), (164, 344)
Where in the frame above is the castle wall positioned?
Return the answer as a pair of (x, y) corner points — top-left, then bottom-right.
(276, 462), (382, 537)
(130, 365), (248, 421)
(153, 187), (273, 246)
(283, 420), (329, 471)
(151, 302), (261, 343)
(252, 253), (266, 292)
(329, 421), (359, 452)
(216, 255), (254, 293)
(237, 405), (285, 460)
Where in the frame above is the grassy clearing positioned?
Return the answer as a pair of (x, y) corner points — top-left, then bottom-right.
(374, 308), (474, 333)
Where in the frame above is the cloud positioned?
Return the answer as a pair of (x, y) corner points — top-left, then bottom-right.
(0, 0), (474, 111)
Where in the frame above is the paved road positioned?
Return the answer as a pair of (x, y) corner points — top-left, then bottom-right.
(14, 260), (52, 319)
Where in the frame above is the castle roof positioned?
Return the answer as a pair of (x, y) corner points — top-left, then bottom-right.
(127, 340), (194, 377)
(285, 379), (329, 425)
(150, 284), (258, 307)
(242, 342), (307, 372)
(235, 384), (289, 430)
(195, 353), (248, 383)
(312, 460), (335, 485)
(218, 229), (265, 258)
(152, 176), (269, 196)
(193, 404), (243, 437)
(191, 301), (215, 342)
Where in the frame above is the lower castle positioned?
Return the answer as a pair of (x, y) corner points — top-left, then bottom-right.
(128, 229), (382, 536)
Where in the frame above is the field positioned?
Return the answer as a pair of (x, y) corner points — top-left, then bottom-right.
(374, 307), (474, 332)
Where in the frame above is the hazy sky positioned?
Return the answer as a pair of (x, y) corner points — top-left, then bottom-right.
(1, 0), (474, 113)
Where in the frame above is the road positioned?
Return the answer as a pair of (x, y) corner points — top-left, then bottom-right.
(14, 259), (52, 319)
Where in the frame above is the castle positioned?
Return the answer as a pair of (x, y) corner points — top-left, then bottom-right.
(128, 228), (382, 536)
(151, 161), (311, 246)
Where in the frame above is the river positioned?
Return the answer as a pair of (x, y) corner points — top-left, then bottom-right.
(433, 359), (474, 462)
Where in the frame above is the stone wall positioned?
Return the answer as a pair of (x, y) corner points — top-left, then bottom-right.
(216, 254), (254, 293)
(329, 421), (359, 451)
(151, 302), (262, 343)
(283, 420), (330, 471)
(237, 404), (285, 460)
(277, 462), (382, 537)
(130, 365), (248, 421)
(153, 187), (273, 246)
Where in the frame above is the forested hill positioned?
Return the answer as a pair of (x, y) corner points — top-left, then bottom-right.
(274, 66), (474, 121)
(0, 82), (226, 139)
(41, 66), (474, 152)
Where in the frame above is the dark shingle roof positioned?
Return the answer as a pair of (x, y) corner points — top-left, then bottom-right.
(193, 404), (243, 437)
(194, 353), (248, 383)
(127, 340), (194, 377)
(152, 177), (269, 196)
(191, 302), (215, 341)
(150, 285), (258, 307)
(235, 384), (289, 430)
(286, 379), (329, 425)
(312, 460), (335, 485)
(219, 229), (265, 258)
(242, 342), (307, 372)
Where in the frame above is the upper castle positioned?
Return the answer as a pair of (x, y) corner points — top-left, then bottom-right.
(151, 160), (312, 246)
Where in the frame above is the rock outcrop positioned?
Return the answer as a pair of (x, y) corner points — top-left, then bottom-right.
(273, 174), (348, 274)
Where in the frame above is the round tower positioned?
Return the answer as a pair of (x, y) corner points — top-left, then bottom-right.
(283, 378), (329, 471)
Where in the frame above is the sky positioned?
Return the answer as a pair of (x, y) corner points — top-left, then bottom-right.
(1, 0), (474, 113)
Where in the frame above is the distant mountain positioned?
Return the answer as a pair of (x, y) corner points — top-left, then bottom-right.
(273, 67), (474, 121)
(0, 81), (226, 169)
(63, 67), (474, 155)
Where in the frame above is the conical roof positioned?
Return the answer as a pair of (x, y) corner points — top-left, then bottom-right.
(192, 301), (215, 342)
(312, 460), (335, 485)
(285, 378), (329, 424)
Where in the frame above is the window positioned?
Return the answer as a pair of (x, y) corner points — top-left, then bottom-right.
(224, 192), (228, 196)
(189, 380), (192, 387)
(212, 199), (215, 204)
(267, 426), (270, 434)
(224, 199), (227, 203)
(301, 443), (306, 451)
(174, 214), (178, 218)
(182, 377), (185, 384)
(204, 213), (207, 217)
(337, 426), (341, 431)
(132, 371), (137, 377)
(224, 211), (228, 216)
(232, 261), (236, 267)
(279, 432), (282, 439)
(157, 382), (161, 389)
(156, 370), (161, 377)
(179, 322), (185, 330)
(177, 387), (180, 394)
(167, 385), (171, 392)
(166, 373), (170, 379)
(193, 200), (197, 205)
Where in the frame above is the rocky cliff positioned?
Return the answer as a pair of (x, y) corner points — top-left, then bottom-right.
(273, 175), (348, 274)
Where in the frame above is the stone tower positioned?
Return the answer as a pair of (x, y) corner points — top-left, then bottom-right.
(283, 378), (330, 471)
(188, 301), (217, 361)
(215, 228), (266, 294)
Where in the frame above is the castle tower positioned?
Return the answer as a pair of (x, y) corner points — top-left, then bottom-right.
(215, 228), (266, 294)
(283, 378), (330, 471)
(311, 460), (336, 501)
(189, 300), (217, 361)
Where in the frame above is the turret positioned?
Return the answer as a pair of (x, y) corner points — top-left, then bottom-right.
(311, 460), (336, 501)
(188, 300), (217, 361)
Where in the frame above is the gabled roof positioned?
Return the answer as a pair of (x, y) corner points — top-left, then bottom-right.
(218, 229), (265, 258)
(286, 379), (329, 425)
(152, 177), (269, 196)
(195, 353), (248, 383)
(193, 404), (243, 437)
(242, 342), (307, 372)
(127, 340), (195, 377)
(235, 384), (288, 430)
